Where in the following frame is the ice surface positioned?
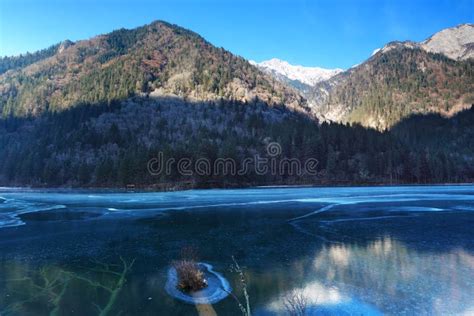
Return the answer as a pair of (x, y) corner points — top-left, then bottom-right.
(1, 185), (474, 229)
(0, 185), (473, 314)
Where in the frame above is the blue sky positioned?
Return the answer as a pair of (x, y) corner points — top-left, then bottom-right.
(0, 0), (472, 69)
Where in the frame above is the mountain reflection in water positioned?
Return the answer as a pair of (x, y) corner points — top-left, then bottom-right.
(261, 237), (474, 315)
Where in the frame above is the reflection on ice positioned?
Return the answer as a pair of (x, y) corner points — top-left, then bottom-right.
(260, 237), (474, 315)
(327, 245), (351, 267)
(264, 281), (381, 315)
(312, 238), (474, 315)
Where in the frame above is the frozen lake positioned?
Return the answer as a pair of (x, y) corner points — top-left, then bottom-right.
(1, 185), (473, 315)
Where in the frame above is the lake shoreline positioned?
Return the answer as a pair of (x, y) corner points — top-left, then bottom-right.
(1, 181), (473, 193)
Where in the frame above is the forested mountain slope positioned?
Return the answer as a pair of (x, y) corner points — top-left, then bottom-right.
(309, 24), (474, 130)
(1, 96), (473, 187)
(1, 21), (473, 188)
(0, 21), (308, 117)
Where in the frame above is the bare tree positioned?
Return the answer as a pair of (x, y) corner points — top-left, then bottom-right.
(283, 290), (308, 316)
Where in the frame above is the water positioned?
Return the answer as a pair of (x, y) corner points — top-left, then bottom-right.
(0, 185), (473, 315)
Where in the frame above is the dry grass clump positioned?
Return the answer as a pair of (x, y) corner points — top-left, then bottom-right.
(173, 246), (207, 292)
(227, 256), (251, 316)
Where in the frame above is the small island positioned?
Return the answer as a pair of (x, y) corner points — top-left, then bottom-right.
(165, 257), (231, 305)
(174, 259), (208, 292)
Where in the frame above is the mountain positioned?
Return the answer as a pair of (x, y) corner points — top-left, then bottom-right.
(0, 21), (308, 117)
(309, 24), (474, 130)
(1, 20), (474, 188)
(251, 58), (342, 93)
(421, 23), (474, 60)
(369, 24), (474, 62)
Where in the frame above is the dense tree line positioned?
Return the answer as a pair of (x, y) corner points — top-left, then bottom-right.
(1, 96), (472, 188)
(0, 43), (63, 75)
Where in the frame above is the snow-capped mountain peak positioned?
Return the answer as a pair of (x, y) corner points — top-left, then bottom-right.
(421, 23), (474, 60)
(371, 24), (474, 61)
(252, 58), (343, 87)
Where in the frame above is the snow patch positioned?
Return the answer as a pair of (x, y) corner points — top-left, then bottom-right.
(254, 58), (343, 86)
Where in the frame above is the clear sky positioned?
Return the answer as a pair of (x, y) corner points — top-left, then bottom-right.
(0, 0), (472, 69)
